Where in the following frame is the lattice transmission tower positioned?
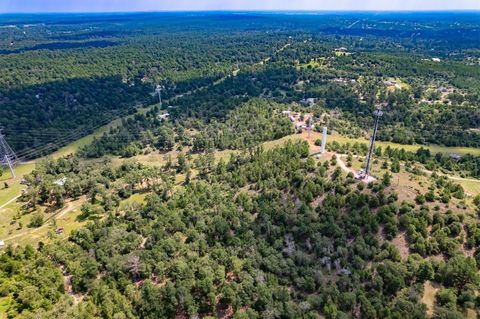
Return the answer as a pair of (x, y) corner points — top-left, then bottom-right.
(0, 129), (18, 178)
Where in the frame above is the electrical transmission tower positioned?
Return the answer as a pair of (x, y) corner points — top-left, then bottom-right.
(0, 129), (19, 178)
(363, 109), (383, 179)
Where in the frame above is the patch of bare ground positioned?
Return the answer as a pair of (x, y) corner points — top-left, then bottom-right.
(395, 185), (419, 203)
(377, 225), (386, 245)
(135, 274), (167, 288)
(391, 232), (409, 260)
(174, 308), (189, 319)
(311, 195), (324, 209)
(139, 236), (148, 249)
(462, 244), (475, 258)
(461, 229), (476, 257)
(466, 309), (477, 319)
(225, 272), (239, 284)
(63, 274), (84, 305)
(421, 280), (440, 318)
(217, 303), (234, 319)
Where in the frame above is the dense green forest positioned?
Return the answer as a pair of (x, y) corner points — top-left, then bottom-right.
(1, 11), (480, 319)
(3, 141), (479, 318)
(1, 12), (479, 157)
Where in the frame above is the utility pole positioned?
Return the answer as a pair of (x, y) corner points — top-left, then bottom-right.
(307, 118), (313, 139)
(320, 126), (328, 154)
(0, 129), (18, 179)
(363, 109), (383, 179)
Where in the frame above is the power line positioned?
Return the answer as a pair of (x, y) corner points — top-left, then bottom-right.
(8, 108), (134, 161)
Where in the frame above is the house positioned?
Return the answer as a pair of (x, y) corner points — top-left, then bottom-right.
(333, 77), (356, 85)
(449, 153), (461, 161)
(158, 112), (170, 121)
(432, 58), (441, 62)
(383, 80), (398, 87)
(0, 240), (5, 248)
(333, 77), (348, 85)
(300, 98), (317, 107)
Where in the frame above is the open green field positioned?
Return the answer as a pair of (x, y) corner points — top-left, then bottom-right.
(0, 198), (87, 247)
(296, 57), (327, 70)
(0, 163), (35, 208)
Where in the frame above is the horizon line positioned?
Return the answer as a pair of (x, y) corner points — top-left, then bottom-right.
(1, 9), (480, 15)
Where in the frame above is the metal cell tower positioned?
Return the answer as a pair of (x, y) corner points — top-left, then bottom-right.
(155, 84), (162, 108)
(0, 129), (18, 178)
(363, 109), (383, 179)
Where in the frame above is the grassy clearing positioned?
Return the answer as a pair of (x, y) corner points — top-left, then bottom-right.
(421, 280), (440, 318)
(0, 201), (23, 241)
(1, 198), (87, 247)
(296, 57), (327, 70)
(458, 179), (480, 196)
(0, 163), (35, 207)
(334, 51), (351, 57)
(119, 192), (149, 210)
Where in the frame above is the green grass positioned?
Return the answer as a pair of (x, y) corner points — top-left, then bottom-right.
(120, 193), (148, 208)
(0, 199), (86, 247)
(458, 180), (480, 196)
(0, 163), (35, 207)
(322, 132), (480, 156)
(421, 281), (440, 318)
(296, 57), (327, 70)
(263, 131), (480, 156)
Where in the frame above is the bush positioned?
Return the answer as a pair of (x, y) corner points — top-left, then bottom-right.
(415, 194), (426, 205)
(435, 288), (457, 309)
(28, 214), (44, 228)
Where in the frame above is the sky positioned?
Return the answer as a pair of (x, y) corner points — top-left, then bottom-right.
(1, 0), (480, 13)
